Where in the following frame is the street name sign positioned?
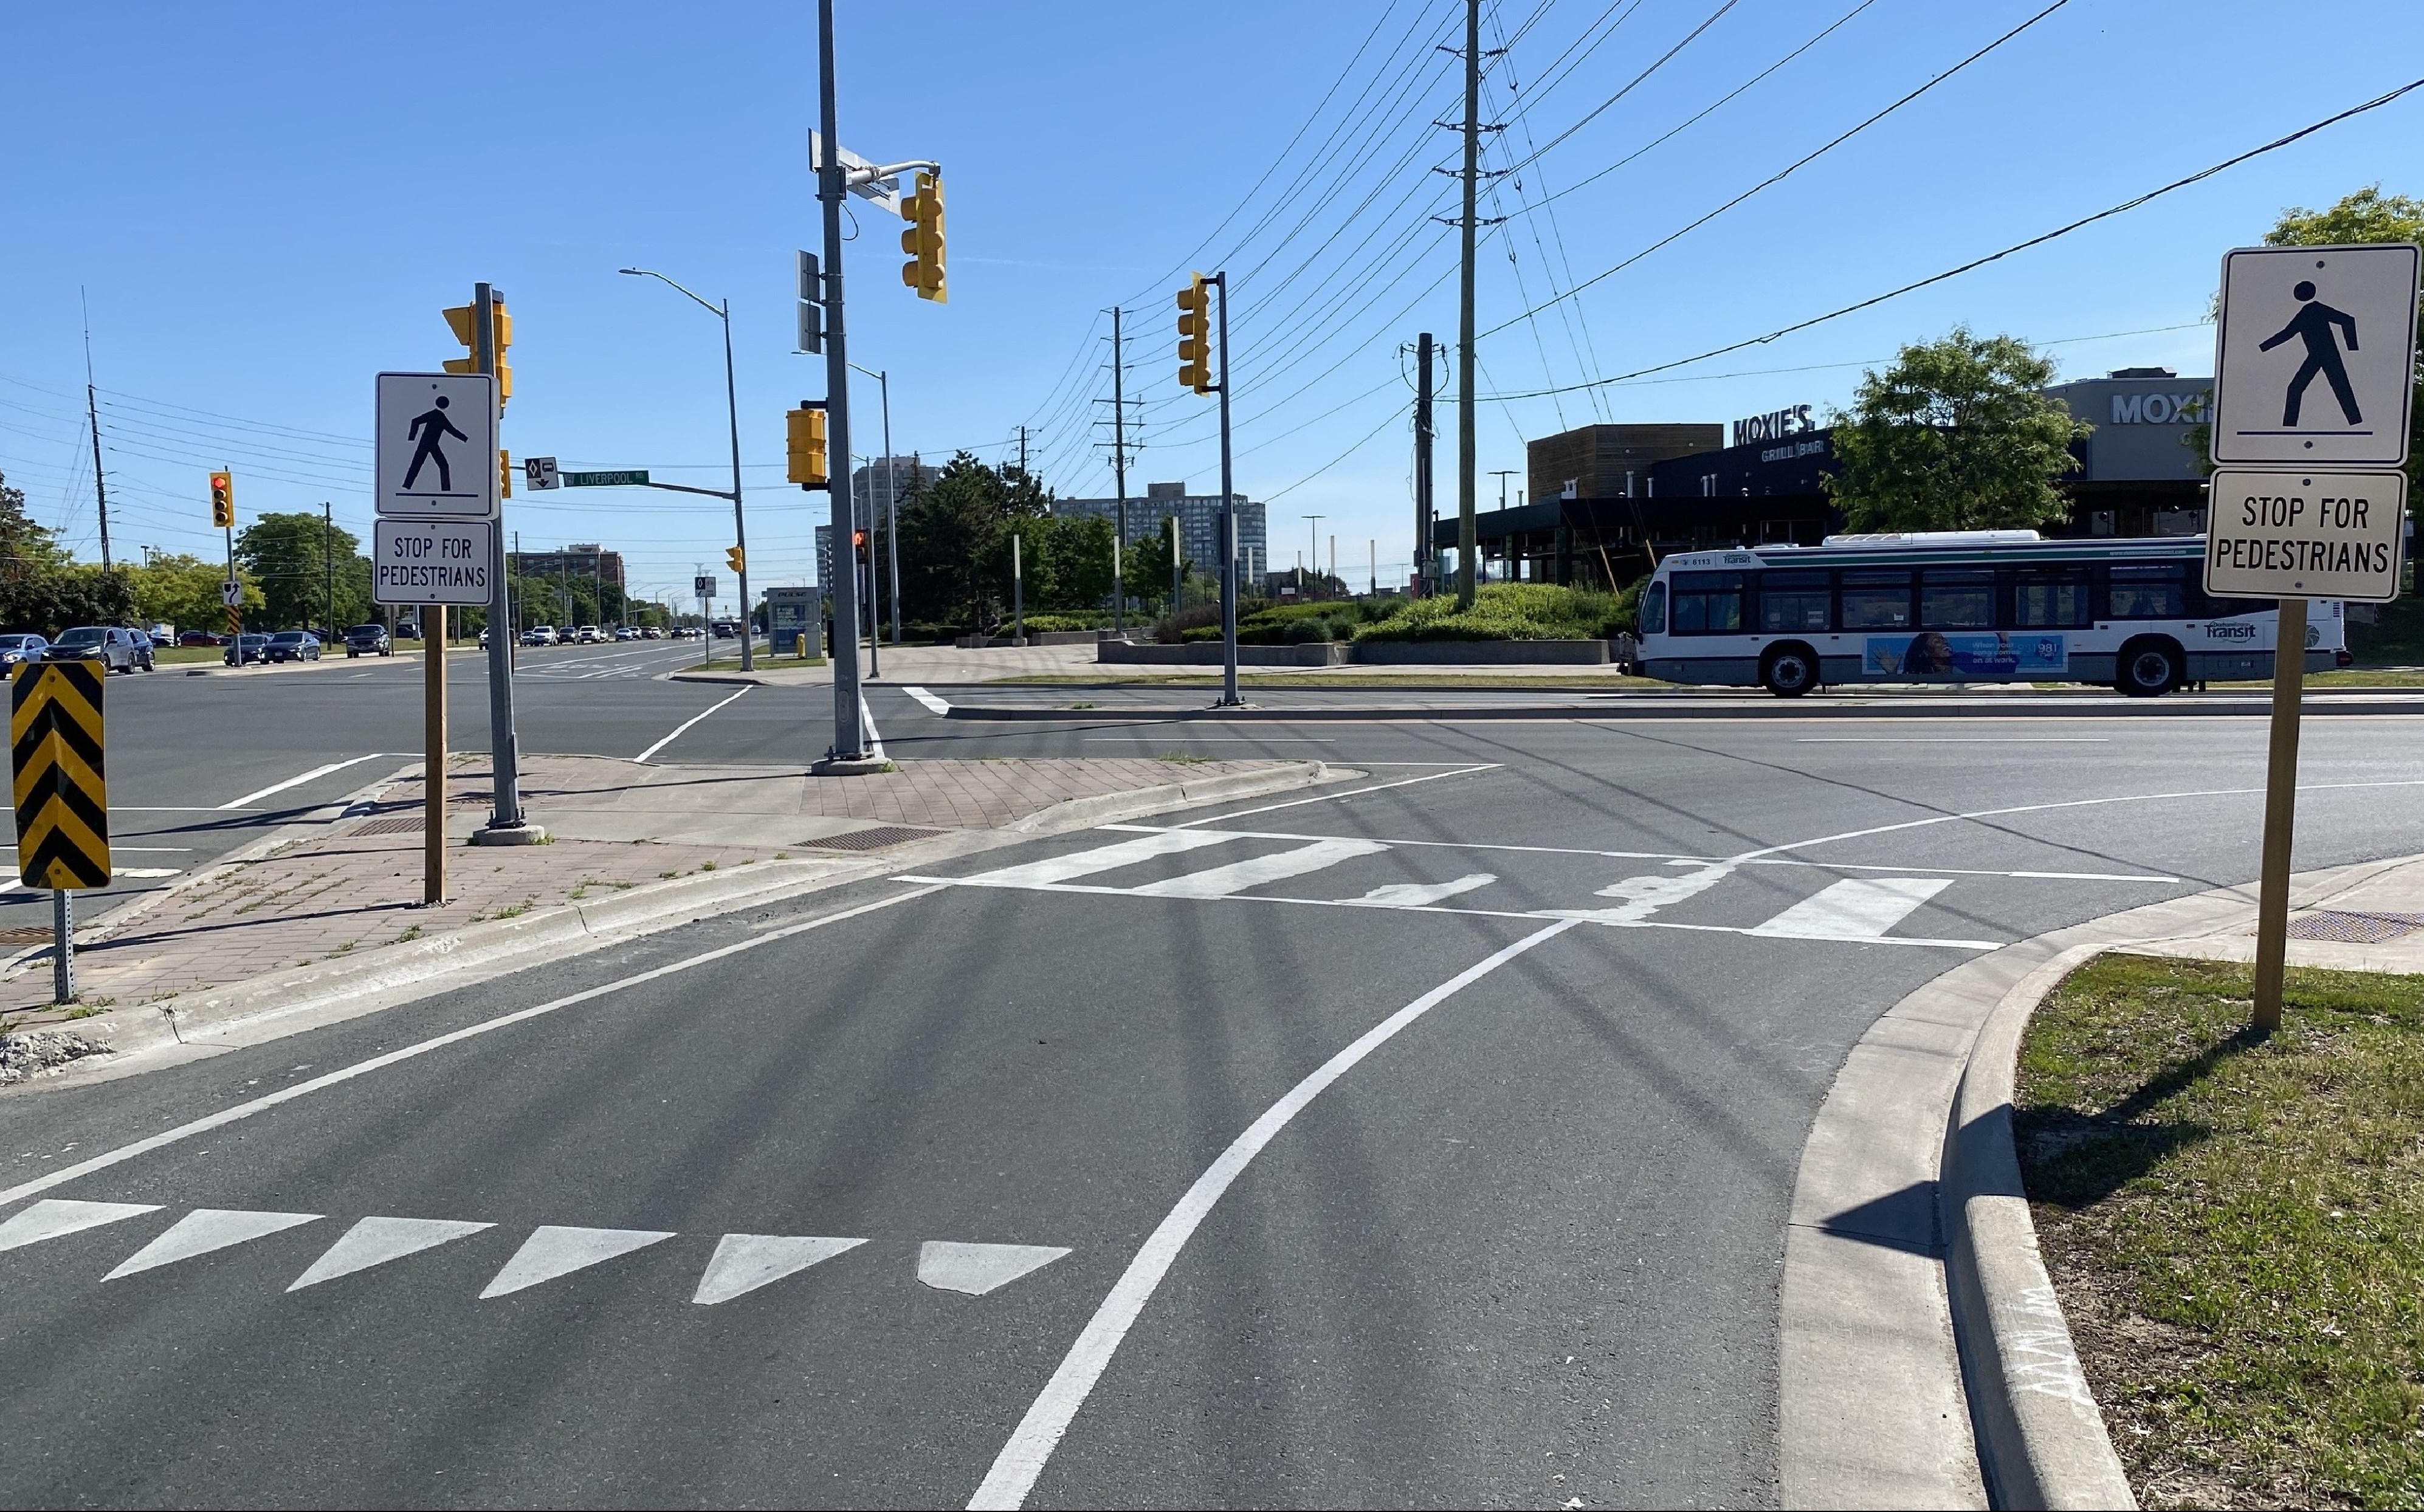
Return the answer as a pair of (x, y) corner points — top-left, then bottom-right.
(2204, 469), (2406, 603)
(2212, 242), (2420, 466)
(374, 518), (497, 606)
(376, 373), (498, 520)
(563, 469), (650, 489)
(523, 455), (560, 490)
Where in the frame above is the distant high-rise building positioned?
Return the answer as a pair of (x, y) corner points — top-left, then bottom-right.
(1051, 482), (1264, 580)
(513, 543), (624, 591)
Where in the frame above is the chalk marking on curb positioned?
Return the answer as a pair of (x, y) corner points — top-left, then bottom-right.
(634, 687), (749, 763)
(966, 917), (1578, 1510)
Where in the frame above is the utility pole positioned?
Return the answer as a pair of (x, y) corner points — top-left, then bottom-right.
(1369, 538), (1376, 596)
(322, 502), (334, 640)
(1016, 424), (1029, 477)
(1414, 332), (1435, 595)
(849, 364), (901, 648)
(815, 0), (873, 766)
(1456, 0), (1481, 608)
(1170, 514), (1182, 615)
(1111, 307), (1128, 634)
(81, 302), (112, 572)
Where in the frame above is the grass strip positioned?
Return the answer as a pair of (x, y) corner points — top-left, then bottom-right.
(2017, 953), (2424, 1509)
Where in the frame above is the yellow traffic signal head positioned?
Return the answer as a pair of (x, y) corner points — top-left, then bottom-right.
(208, 470), (234, 528)
(1177, 274), (1213, 393)
(726, 545), (746, 575)
(442, 304), (477, 350)
(898, 171), (946, 303)
(787, 404), (830, 489)
(500, 450), (513, 499)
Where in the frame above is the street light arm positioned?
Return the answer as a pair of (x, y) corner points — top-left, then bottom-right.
(618, 267), (725, 321)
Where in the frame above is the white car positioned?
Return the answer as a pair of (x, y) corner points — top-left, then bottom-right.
(576, 625), (602, 644)
(522, 625), (557, 647)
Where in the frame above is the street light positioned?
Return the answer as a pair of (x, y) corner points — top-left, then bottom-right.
(618, 267), (754, 671)
(848, 362), (901, 647)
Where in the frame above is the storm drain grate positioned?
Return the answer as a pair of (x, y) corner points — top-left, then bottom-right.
(804, 825), (942, 852)
(351, 814), (427, 837)
(2287, 910), (2424, 944)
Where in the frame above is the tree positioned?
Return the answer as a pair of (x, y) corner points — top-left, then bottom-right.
(126, 553), (262, 632)
(895, 454), (1056, 628)
(1126, 526), (1193, 615)
(235, 512), (372, 631)
(1823, 329), (2091, 533)
(0, 471), (134, 633)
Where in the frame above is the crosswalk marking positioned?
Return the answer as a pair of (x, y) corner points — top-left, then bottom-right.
(104, 1208), (320, 1280)
(1345, 874), (1496, 907)
(1749, 878), (1952, 941)
(959, 829), (1237, 888)
(288, 1216), (493, 1291)
(1129, 839), (1389, 899)
(917, 1241), (1072, 1296)
(692, 1234), (867, 1305)
(0, 1198), (159, 1254)
(478, 1225), (675, 1299)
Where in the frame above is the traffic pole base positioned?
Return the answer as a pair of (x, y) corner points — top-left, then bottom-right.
(812, 755), (891, 777)
(470, 822), (550, 847)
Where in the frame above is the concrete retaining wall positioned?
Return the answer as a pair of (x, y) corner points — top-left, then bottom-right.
(1097, 639), (1610, 667)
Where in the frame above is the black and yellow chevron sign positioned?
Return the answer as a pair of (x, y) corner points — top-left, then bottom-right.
(12, 662), (108, 890)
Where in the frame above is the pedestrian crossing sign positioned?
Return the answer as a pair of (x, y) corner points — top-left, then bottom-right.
(374, 372), (498, 520)
(2212, 242), (2419, 467)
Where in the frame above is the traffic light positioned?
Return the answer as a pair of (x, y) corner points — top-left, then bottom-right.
(1177, 273), (1212, 394)
(500, 450), (513, 499)
(492, 298), (514, 409)
(726, 545), (746, 576)
(441, 295), (512, 409)
(786, 402), (830, 489)
(852, 529), (867, 558)
(899, 170), (946, 303)
(208, 470), (234, 528)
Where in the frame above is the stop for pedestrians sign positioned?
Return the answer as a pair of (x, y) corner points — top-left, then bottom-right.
(2211, 242), (2420, 467)
(2204, 468), (2405, 603)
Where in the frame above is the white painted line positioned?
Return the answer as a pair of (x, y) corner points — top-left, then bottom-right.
(218, 754), (387, 811)
(0, 885), (944, 1213)
(1081, 736), (1337, 743)
(1129, 838), (1388, 899)
(103, 1208), (322, 1280)
(633, 687), (749, 763)
(1166, 764), (1500, 828)
(0, 847), (190, 853)
(968, 918), (1580, 1509)
(478, 1225), (675, 1299)
(288, 1215), (494, 1291)
(861, 695), (886, 760)
(1793, 737), (2110, 744)
(1344, 874), (1496, 907)
(903, 685), (951, 715)
(111, 868), (181, 879)
(0, 1198), (160, 1254)
(958, 830), (1238, 888)
(693, 1234), (867, 1305)
(1749, 878), (1952, 941)
(917, 1240), (1072, 1296)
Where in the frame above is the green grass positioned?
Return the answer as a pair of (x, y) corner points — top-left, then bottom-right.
(2347, 583), (2424, 667)
(2017, 954), (2424, 1509)
(990, 671), (1665, 689)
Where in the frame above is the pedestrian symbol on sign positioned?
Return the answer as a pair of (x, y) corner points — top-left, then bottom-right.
(375, 373), (497, 519)
(2257, 280), (2364, 428)
(403, 396), (469, 492)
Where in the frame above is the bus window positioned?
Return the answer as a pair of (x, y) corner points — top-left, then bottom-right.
(1919, 568), (1995, 628)
(1640, 581), (1667, 634)
(2188, 584), (2266, 619)
(2014, 568), (2092, 628)
(1670, 571), (1744, 634)
(1758, 568), (1830, 632)
(1839, 569), (1912, 629)
(2108, 563), (2186, 619)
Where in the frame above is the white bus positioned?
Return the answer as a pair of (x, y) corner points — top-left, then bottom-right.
(1632, 531), (2349, 698)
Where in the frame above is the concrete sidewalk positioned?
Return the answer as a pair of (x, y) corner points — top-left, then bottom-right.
(0, 751), (1324, 1075)
(2119, 853), (2424, 973)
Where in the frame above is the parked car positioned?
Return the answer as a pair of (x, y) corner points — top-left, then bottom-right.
(0, 633), (49, 668)
(263, 630), (322, 663)
(394, 620), (420, 640)
(613, 625), (639, 641)
(47, 626), (144, 675)
(343, 624), (393, 658)
(177, 630), (227, 648)
(642, 625), (664, 639)
(126, 630), (158, 672)
(521, 625), (556, 647)
(224, 633), (270, 666)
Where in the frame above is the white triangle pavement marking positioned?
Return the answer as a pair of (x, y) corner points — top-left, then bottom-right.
(691, 1234), (867, 1305)
(917, 1240), (1073, 1296)
(286, 1216), (495, 1291)
(477, 1225), (676, 1299)
(1129, 839), (1389, 899)
(0, 1198), (162, 1254)
(1343, 873), (1496, 907)
(1748, 877), (1953, 940)
(958, 830), (1238, 888)
(102, 1208), (322, 1280)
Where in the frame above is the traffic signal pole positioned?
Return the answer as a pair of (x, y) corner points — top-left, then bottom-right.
(1456, 0), (1480, 610)
(1213, 271), (1239, 709)
(472, 281), (535, 842)
(815, 0), (872, 766)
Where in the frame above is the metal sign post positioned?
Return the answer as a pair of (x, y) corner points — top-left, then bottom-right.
(2207, 242), (2420, 1031)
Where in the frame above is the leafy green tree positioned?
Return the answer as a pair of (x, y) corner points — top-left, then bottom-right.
(0, 471), (134, 633)
(1823, 329), (2091, 532)
(896, 455), (1055, 627)
(235, 512), (371, 631)
(1124, 524), (1191, 615)
(126, 553), (261, 632)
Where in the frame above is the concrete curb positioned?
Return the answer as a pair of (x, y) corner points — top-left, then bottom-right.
(15, 758), (1335, 1088)
(947, 695), (2424, 723)
(1778, 853), (2423, 1510)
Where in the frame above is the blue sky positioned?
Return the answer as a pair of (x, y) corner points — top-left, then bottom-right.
(2, 0), (2420, 604)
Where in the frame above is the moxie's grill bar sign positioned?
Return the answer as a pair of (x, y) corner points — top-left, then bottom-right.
(1732, 404), (1816, 448)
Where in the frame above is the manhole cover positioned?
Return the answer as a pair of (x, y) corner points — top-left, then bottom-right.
(804, 826), (941, 851)
(2287, 910), (2424, 943)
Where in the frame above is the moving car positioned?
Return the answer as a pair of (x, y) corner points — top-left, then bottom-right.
(521, 625), (557, 647)
(0, 633), (49, 667)
(711, 620), (736, 639)
(263, 630), (322, 663)
(47, 626), (145, 675)
(613, 625), (639, 641)
(127, 630), (158, 671)
(343, 624), (393, 658)
(641, 625), (663, 639)
(224, 633), (270, 666)
(575, 625), (602, 644)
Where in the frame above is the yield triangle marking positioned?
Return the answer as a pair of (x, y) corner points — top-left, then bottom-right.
(103, 1208), (321, 1280)
(0, 1198), (161, 1254)
(691, 1234), (867, 1305)
(478, 1225), (675, 1299)
(286, 1216), (494, 1291)
(916, 1240), (1072, 1296)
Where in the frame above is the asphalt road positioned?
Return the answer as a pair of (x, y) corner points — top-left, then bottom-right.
(4, 673), (2422, 1507)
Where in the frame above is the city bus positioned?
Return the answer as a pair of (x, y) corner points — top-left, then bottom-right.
(1631, 530), (2349, 697)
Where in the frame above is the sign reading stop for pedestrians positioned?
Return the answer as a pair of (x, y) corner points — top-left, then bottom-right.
(2211, 242), (2420, 466)
(2204, 468), (2406, 603)
(375, 372), (498, 520)
(373, 518), (496, 606)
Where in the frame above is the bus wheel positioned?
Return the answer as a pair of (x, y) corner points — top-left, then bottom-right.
(1761, 645), (1819, 698)
(2118, 639), (2182, 698)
